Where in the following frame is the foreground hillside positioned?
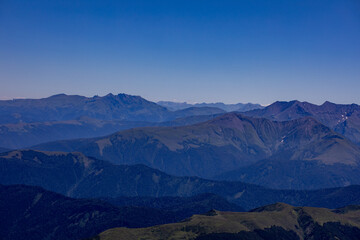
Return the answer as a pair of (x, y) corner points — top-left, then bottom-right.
(0, 184), (244, 240)
(93, 203), (360, 240)
(33, 113), (360, 189)
(1, 150), (360, 210)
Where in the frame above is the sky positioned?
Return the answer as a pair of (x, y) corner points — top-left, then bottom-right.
(0, 0), (359, 105)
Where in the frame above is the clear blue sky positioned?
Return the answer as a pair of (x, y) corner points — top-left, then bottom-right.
(0, 0), (359, 105)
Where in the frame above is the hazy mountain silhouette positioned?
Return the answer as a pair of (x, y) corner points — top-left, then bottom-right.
(1, 150), (360, 210)
(0, 94), (228, 148)
(158, 101), (263, 112)
(0, 93), (225, 125)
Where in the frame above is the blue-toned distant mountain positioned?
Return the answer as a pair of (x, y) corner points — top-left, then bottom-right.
(0, 94), (226, 148)
(0, 93), (225, 124)
(0, 93), (169, 123)
(169, 106), (225, 119)
(1, 150), (360, 210)
(33, 113), (360, 189)
(158, 101), (263, 112)
(243, 100), (360, 145)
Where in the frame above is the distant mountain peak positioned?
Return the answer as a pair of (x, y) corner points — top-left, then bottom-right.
(266, 100), (303, 112)
(49, 93), (68, 98)
(322, 100), (335, 106)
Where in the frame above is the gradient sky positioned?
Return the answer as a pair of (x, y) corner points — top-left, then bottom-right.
(0, 0), (359, 105)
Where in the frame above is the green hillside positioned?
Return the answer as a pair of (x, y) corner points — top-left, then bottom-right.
(93, 203), (360, 240)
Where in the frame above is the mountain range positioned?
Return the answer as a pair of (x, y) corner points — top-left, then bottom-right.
(244, 100), (360, 145)
(32, 113), (360, 189)
(0, 94), (227, 148)
(1, 150), (360, 210)
(0, 93), (228, 125)
(3, 95), (359, 155)
(157, 101), (263, 112)
(0, 93), (167, 123)
(1, 94), (360, 239)
(92, 202), (360, 240)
